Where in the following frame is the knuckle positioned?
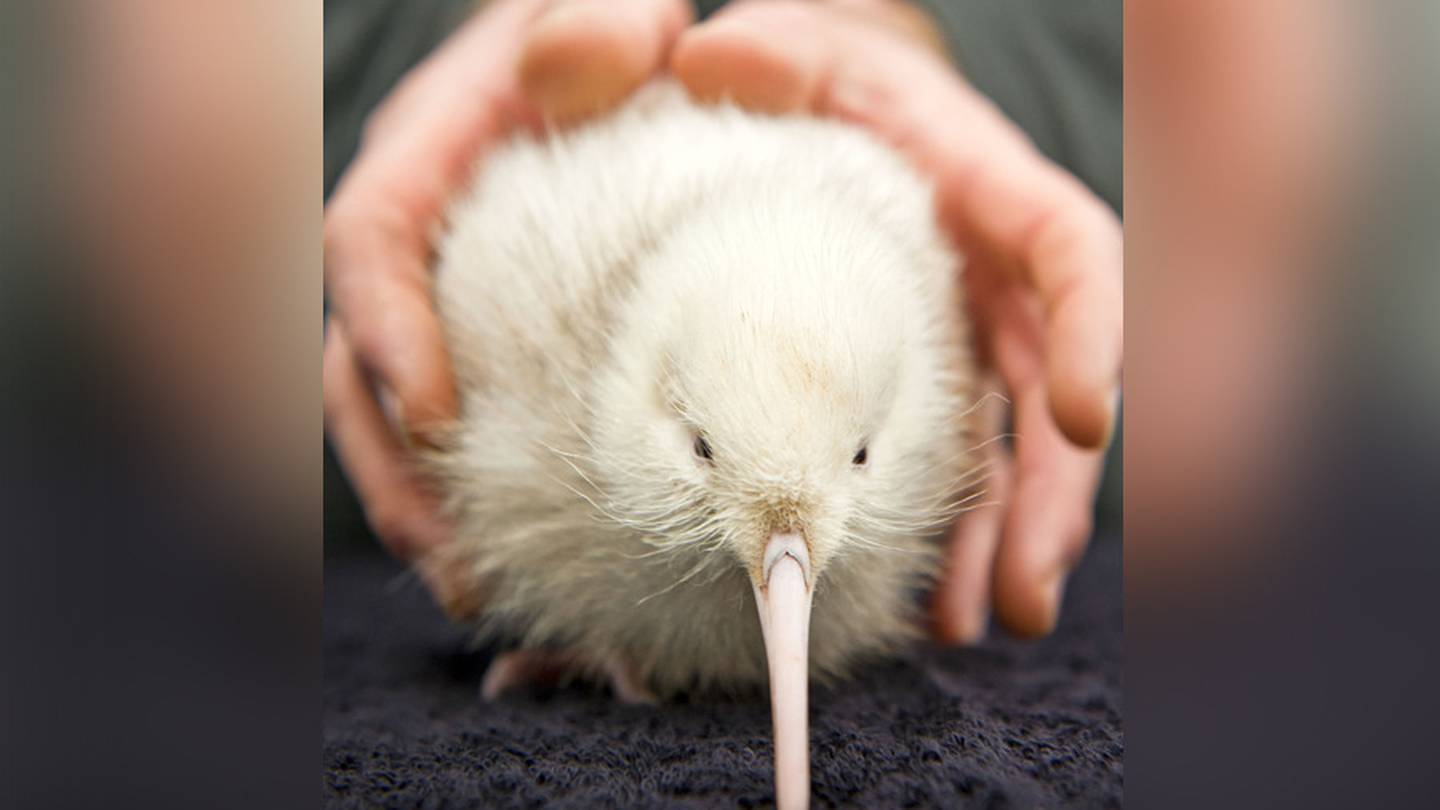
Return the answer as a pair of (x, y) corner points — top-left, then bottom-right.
(325, 194), (418, 284)
(360, 76), (425, 148)
(323, 201), (363, 274)
(324, 187), (413, 274)
(359, 100), (401, 148)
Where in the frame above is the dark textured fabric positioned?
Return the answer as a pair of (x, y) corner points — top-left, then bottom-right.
(323, 534), (1121, 808)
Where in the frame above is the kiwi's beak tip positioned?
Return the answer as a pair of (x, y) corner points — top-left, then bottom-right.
(754, 532), (813, 810)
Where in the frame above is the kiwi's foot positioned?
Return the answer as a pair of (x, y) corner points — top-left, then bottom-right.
(480, 649), (656, 705)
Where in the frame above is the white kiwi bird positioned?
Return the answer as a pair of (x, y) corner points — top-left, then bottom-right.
(427, 80), (984, 809)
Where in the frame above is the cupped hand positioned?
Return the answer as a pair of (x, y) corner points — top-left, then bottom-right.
(670, 0), (1122, 640)
(323, 0), (690, 617)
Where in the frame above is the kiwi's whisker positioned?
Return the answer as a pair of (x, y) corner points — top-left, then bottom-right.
(953, 390), (1010, 422)
(964, 432), (1017, 455)
(635, 554), (717, 606)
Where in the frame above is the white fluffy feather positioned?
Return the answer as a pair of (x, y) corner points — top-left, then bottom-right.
(429, 80), (980, 697)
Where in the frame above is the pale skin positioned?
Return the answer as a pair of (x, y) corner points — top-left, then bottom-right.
(324, 0), (1120, 643)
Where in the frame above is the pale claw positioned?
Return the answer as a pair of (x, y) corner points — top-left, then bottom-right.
(601, 656), (657, 705)
(480, 649), (546, 701)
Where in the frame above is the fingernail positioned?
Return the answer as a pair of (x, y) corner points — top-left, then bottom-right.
(379, 385), (446, 451)
(931, 584), (990, 646)
(378, 385), (405, 435)
(955, 605), (990, 646)
(406, 421), (445, 453)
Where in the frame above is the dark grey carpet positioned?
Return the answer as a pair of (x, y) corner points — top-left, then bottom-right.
(322, 534), (1121, 808)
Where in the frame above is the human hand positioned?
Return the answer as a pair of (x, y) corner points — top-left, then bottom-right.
(323, 0), (690, 616)
(669, 0), (1122, 640)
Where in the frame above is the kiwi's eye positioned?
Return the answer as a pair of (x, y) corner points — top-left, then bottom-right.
(693, 434), (713, 462)
(852, 445), (868, 466)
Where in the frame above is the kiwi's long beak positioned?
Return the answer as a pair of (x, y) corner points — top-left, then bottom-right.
(753, 533), (813, 810)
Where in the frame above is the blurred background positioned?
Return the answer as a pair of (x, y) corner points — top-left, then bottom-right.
(2, 0), (1438, 808)
(1126, 3), (1440, 807)
(3, 2), (320, 807)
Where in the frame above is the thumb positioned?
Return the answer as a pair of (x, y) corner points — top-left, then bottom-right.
(520, 0), (693, 120)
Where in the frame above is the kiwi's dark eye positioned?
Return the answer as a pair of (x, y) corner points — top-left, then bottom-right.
(693, 434), (713, 462)
(852, 445), (868, 466)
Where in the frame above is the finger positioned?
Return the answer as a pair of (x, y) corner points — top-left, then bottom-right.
(826, 0), (948, 56)
(325, 1), (555, 442)
(951, 150), (1124, 450)
(931, 392), (1012, 645)
(324, 323), (482, 619)
(988, 303), (1104, 638)
(673, 1), (1122, 449)
(323, 321), (451, 560)
(355, 0), (550, 209)
(520, 0), (693, 120)
(324, 197), (458, 444)
(672, 3), (831, 113)
(672, 0), (945, 113)
(674, 3), (998, 161)
(821, 29), (1123, 450)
